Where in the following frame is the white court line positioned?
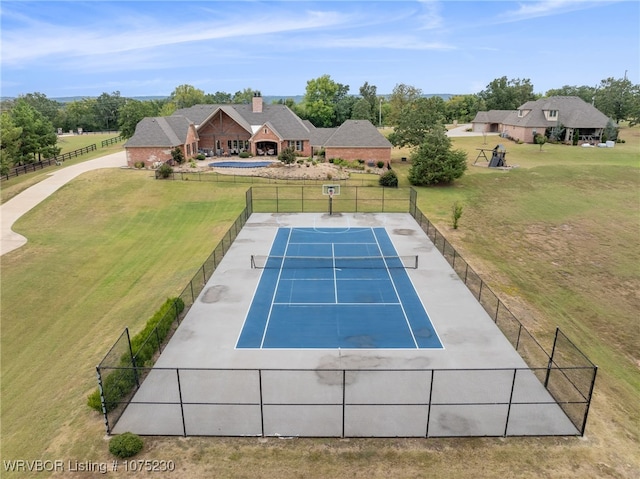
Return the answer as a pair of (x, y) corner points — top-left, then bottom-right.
(260, 228), (293, 349)
(372, 230), (419, 349)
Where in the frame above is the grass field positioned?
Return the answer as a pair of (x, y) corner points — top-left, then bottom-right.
(0, 127), (638, 478)
(1, 133), (123, 204)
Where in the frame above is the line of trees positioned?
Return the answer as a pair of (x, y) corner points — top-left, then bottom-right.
(2, 75), (638, 177)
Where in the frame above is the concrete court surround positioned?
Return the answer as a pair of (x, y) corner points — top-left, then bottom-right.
(113, 212), (578, 437)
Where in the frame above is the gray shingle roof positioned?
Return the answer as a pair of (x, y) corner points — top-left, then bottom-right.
(323, 120), (392, 148)
(174, 103), (310, 139)
(123, 116), (193, 147)
(472, 96), (611, 129)
(127, 105), (391, 149)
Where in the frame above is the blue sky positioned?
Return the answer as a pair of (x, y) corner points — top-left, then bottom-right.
(1, 1), (638, 98)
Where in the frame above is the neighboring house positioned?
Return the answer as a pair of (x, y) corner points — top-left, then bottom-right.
(124, 93), (392, 168)
(471, 96), (613, 144)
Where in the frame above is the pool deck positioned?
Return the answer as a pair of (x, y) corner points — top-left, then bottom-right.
(113, 213), (578, 437)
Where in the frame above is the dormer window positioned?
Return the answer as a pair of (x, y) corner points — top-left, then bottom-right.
(548, 110), (558, 118)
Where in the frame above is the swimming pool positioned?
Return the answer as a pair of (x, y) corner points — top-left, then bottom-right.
(209, 161), (274, 168)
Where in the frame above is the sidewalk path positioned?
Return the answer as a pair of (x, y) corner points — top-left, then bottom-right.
(1, 151), (126, 256)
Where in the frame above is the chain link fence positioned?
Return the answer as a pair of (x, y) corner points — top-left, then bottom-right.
(96, 186), (596, 437)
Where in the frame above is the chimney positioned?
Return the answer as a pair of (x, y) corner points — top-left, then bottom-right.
(252, 92), (263, 113)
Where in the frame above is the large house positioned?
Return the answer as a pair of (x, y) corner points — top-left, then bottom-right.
(471, 96), (613, 144)
(125, 93), (392, 168)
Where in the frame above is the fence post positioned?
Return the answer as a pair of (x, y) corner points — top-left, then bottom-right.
(96, 367), (111, 435)
(503, 369), (518, 437)
(494, 301), (500, 323)
(425, 370), (435, 438)
(174, 299), (181, 324)
(580, 366), (598, 436)
(125, 328), (140, 388)
(544, 328), (560, 388)
(342, 370), (346, 438)
(176, 369), (187, 436)
(259, 370), (265, 437)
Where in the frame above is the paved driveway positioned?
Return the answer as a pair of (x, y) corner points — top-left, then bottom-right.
(1, 151), (126, 256)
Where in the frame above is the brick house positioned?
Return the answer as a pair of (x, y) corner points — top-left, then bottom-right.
(471, 96), (613, 144)
(124, 116), (198, 167)
(125, 93), (391, 168)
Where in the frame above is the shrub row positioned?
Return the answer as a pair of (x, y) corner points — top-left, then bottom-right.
(87, 297), (185, 413)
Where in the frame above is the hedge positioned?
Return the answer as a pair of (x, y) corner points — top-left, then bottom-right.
(87, 297), (184, 412)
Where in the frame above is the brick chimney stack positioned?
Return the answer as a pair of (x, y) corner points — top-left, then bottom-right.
(252, 92), (263, 113)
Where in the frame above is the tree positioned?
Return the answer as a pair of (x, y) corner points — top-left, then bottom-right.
(387, 83), (422, 126)
(94, 91), (126, 131)
(445, 94), (486, 123)
(169, 84), (206, 109)
(479, 76), (537, 110)
(544, 85), (596, 104)
(358, 81), (377, 123)
(534, 133), (547, 151)
(387, 96), (446, 148)
(19, 92), (62, 127)
(301, 75), (350, 127)
(63, 98), (99, 131)
(232, 88), (258, 104)
(1, 112), (22, 174)
(408, 127), (467, 186)
(351, 98), (373, 120)
(205, 91), (233, 104)
(118, 99), (162, 138)
(593, 77), (639, 123)
(10, 99), (59, 163)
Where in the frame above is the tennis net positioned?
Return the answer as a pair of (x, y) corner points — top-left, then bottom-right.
(250, 254), (419, 269)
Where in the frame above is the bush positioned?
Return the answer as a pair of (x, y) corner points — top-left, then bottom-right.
(171, 147), (185, 164)
(87, 298), (185, 412)
(157, 163), (173, 179)
(278, 147), (296, 165)
(379, 170), (398, 187)
(133, 161), (145, 169)
(452, 201), (463, 229)
(239, 151), (251, 158)
(376, 161), (385, 169)
(109, 433), (143, 458)
(196, 153), (206, 161)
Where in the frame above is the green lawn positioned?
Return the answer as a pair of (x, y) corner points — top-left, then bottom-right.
(1, 127), (638, 478)
(1, 133), (124, 204)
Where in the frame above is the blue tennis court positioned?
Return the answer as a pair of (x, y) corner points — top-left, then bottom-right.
(236, 227), (443, 349)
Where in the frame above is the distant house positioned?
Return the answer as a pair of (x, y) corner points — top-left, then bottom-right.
(125, 93), (391, 168)
(471, 96), (613, 144)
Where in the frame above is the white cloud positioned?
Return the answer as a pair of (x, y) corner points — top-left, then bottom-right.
(1, 7), (348, 67)
(496, 0), (615, 23)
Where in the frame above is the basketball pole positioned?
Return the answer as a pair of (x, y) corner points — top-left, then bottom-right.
(329, 194), (333, 215)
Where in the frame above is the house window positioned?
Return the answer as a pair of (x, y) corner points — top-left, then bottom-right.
(518, 110), (523, 117)
(264, 128), (268, 134)
(549, 110), (558, 118)
(186, 144), (191, 156)
(288, 140), (303, 151)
